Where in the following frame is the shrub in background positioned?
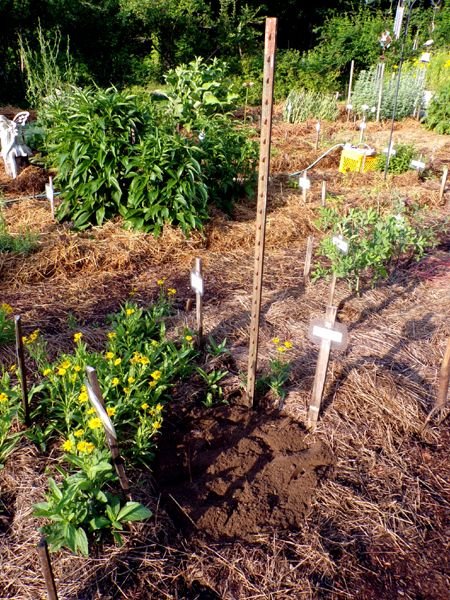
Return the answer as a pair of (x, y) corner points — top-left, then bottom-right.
(426, 51), (450, 92)
(425, 82), (450, 135)
(283, 89), (339, 123)
(375, 144), (416, 175)
(352, 67), (424, 120)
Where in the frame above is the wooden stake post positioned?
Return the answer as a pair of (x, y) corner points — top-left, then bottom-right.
(14, 315), (30, 426)
(436, 338), (450, 411)
(190, 258), (204, 348)
(37, 538), (58, 600)
(321, 180), (327, 206)
(246, 17), (277, 407)
(346, 60), (355, 121)
(85, 366), (130, 495)
(303, 236), (314, 283)
(439, 166), (448, 202)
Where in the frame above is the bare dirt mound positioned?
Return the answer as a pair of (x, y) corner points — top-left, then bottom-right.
(157, 405), (333, 541)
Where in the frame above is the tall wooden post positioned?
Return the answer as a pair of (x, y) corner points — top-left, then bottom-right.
(37, 538), (58, 600)
(439, 166), (448, 203)
(436, 338), (450, 410)
(246, 17), (277, 407)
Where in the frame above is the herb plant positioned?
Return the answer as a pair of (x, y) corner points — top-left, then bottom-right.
(375, 144), (416, 175)
(0, 303), (14, 347)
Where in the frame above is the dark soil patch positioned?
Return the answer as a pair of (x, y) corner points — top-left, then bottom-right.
(157, 405), (333, 541)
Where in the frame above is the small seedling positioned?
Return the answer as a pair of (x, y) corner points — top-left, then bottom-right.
(196, 367), (228, 407)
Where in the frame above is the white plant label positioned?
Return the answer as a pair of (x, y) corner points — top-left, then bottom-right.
(298, 176), (311, 190)
(85, 379), (117, 441)
(360, 121), (367, 130)
(312, 326), (343, 344)
(383, 146), (396, 156)
(346, 103), (353, 111)
(315, 121), (321, 132)
(45, 179), (54, 202)
(190, 270), (204, 296)
(410, 160), (425, 170)
(332, 235), (349, 254)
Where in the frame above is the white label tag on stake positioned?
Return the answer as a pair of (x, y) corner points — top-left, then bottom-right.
(360, 121), (367, 130)
(315, 121), (321, 132)
(332, 235), (349, 254)
(190, 270), (204, 296)
(410, 160), (425, 170)
(45, 181), (54, 202)
(346, 104), (353, 111)
(85, 379), (117, 441)
(312, 326), (343, 344)
(298, 176), (311, 190)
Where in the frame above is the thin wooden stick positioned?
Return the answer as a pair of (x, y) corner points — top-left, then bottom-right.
(303, 236), (314, 283)
(307, 305), (337, 430)
(328, 273), (337, 307)
(247, 17), (277, 408)
(37, 538), (58, 600)
(376, 62), (385, 122)
(14, 315), (30, 426)
(439, 166), (448, 203)
(321, 180), (326, 206)
(436, 338), (450, 410)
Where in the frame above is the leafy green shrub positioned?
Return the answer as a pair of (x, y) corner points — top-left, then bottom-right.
(0, 303), (14, 347)
(426, 51), (450, 92)
(0, 214), (38, 254)
(0, 370), (21, 468)
(313, 203), (436, 291)
(352, 67), (424, 120)
(375, 144), (416, 175)
(425, 82), (450, 135)
(283, 89), (339, 123)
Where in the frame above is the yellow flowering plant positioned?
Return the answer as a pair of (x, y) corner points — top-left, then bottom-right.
(0, 303), (14, 346)
(0, 369), (21, 467)
(256, 338), (294, 401)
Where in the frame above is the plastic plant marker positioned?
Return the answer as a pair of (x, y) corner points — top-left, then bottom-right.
(191, 258), (204, 348)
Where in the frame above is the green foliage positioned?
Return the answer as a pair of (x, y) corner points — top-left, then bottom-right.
(0, 214), (38, 255)
(284, 89), (339, 123)
(19, 25), (79, 108)
(313, 202), (436, 290)
(375, 144), (416, 175)
(425, 82), (450, 135)
(196, 367), (228, 407)
(352, 67), (424, 121)
(426, 51), (450, 93)
(164, 57), (239, 125)
(0, 371), (21, 468)
(257, 339), (293, 402)
(0, 304), (14, 347)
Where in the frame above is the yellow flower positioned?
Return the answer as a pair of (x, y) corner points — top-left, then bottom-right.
(111, 377), (120, 386)
(106, 407), (116, 417)
(444, 59), (450, 68)
(155, 403), (163, 413)
(87, 407), (96, 415)
(9, 364), (16, 373)
(22, 336), (28, 344)
(57, 367), (67, 376)
(74, 365), (81, 372)
(123, 387), (130, 394)
(284, 341), (293, 349)
(151, 370), (161, 380)
(43, 368), (52, 376)
(61, 359), (71, 369)
(107, 332), (116, 339)
(105, 351), (114, 360)
(114, 358), (122, 366)
(88, 417), (102, 430)
(141, 402), (149, 410)
(74, 429), (85, 438)
(78, 390), (88, 403)
(272, 337), (280, 344)
(62, 439), (74, 452)
(77, 440), (95, 454)
(0, 393), (8, 404)
(167, 288), (176, 296)
(1, 303), (13, 314)
(276, 346), (287, 353)
(126, 308), (135, 316)
(24, 329), (40, 345)
(73, 332), (83, 343)
(153, 421), (161, 430)
(185, 335), (193, 342)
(140, 356), (150, 365)
(149, 380), (157, 388)
(157, 278), (165, 286)
(128, 376), (135, 384)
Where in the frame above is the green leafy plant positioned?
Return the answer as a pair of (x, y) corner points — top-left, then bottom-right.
(425, 82), (450, 135)
(196, 367), (228, 407)
(0, 213), (38, 255)
(375, 144), (416, 175)
(313, 202), (436, 291)
(0, 370), (21, 469)
(257, 339), (293, 401)
(206, 336), (229, 359)
(283, 89), (339, 123)
(0, 303), (14, 347)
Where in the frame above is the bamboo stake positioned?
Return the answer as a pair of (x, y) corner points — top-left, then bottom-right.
(303, 236), (314, 283)
(439, 166), (448, 202)
(14, 316), (30, 426)
(346, 60), (354, 122)
(246, 17), (277, 408)
(37, 538), (58, 600)
(436, 338), (450, 410)
(194, 257), (203, 349)
(376, 62), (385, 122)
(321, 180), (326, 206)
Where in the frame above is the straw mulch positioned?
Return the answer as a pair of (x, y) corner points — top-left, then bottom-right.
(0, 116), (449, 599)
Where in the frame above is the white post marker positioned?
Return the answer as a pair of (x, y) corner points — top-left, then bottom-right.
(315, 121), (321, 151)
(191, 258), (204, 347)
(299, 172), (311, 202)
(45, 176), (54, 219)
(359, 119), (367, 144)
(410, 159), (426, 173)
(332, 234), (349, 255)
(85, 366), (130, 495)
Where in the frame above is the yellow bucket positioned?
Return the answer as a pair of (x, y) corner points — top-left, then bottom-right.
(339, 145), (377, 174)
